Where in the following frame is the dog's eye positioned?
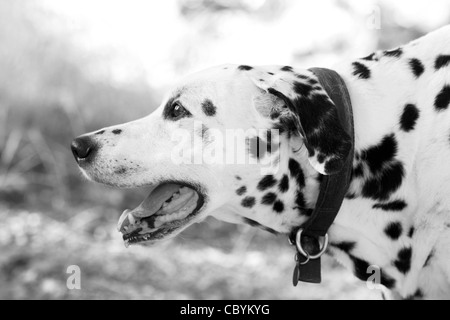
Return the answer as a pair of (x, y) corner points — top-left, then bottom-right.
(169, 103), (191, 120)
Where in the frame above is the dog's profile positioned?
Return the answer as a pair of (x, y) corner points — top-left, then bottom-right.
(71, 26), (450, 300)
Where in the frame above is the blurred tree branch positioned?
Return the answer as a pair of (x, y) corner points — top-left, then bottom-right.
(178, 0), (287, 21)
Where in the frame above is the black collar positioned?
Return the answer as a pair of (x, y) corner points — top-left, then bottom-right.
(289, 68), (355, 286)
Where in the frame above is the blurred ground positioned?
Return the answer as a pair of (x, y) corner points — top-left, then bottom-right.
(1, 0), (449, 300)
(0, 205), (379, 300)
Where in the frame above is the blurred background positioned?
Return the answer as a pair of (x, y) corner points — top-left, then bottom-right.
(1, 0), (449, 300)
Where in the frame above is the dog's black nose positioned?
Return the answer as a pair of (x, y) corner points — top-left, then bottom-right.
(71, 136), (97, 163)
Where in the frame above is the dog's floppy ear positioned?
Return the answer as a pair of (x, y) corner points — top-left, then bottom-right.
(251, 68), (352, 175)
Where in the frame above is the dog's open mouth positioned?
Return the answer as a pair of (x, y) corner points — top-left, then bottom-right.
(117, 183), (205, 246)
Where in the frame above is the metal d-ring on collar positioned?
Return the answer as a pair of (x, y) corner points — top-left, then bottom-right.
(289, 229), (329, 265)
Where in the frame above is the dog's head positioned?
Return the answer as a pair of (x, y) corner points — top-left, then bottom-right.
(71, 65), (351, 246)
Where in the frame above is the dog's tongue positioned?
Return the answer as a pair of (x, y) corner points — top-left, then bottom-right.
(118, 184), (180, 231)
(131, 184), (180, 218)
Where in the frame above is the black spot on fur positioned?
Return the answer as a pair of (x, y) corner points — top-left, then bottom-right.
(257, 175), (277, 191)
(362, 162), (405, 201)
(201, 99), (217, 117)
(394, 247), (412, 274)
(308, 78), (319, 86)
(381, 273), (396, 289)
(362, 53), (376, 61)
(269, 104), (299, 135)
(262, 193), (277, 205)
(281, 66), (293, 72)
(273, 200), (285, 213)
(289, 159), (306, 187)
(270, 110), (281, 120)
(435, 55), (450, 70)
(241, 197), (256, 208)
(295, 191), (307, 212)
(243, 218), (278, 235)
(408, 227), (415, 238)
(384, 222), (403, 240)
(358, 134), (405, 200)
(293, 81), (313, 97)
(384, 48), (403, 58)
(112, 129), (122, 135)
(353, 163), (364, 178)
(114, 167), (127, 174)
(236, 186), (247, 196)
(278, 175), (289, 193)
(295, 74), (308, 80)
(400, 104), (420, 132)
(268, 72), (274, 76)
(373, 200), (407, 211)
(409, 58), (425, 78)
(435, 85), (450, 111)
(349, 255), (396, 289)
(96, 130), (105, 135)
(424, 250), (434, 267)
(317, 153), (326, 164)
(238, 65), (253, 71)
(352, 62), (371, 79)
(362, 134), (398, 174)
(405, 289), (424, 300)
(235, 176), (242, 181)
(333, 242), (356, 254)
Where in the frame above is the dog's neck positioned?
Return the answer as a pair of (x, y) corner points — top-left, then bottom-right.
(224, 57), (423, 297)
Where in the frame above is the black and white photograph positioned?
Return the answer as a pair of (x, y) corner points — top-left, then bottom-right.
(1, 0), (450, 303)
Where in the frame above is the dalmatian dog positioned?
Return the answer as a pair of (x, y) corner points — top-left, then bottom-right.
(71, 26), (450, 299)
